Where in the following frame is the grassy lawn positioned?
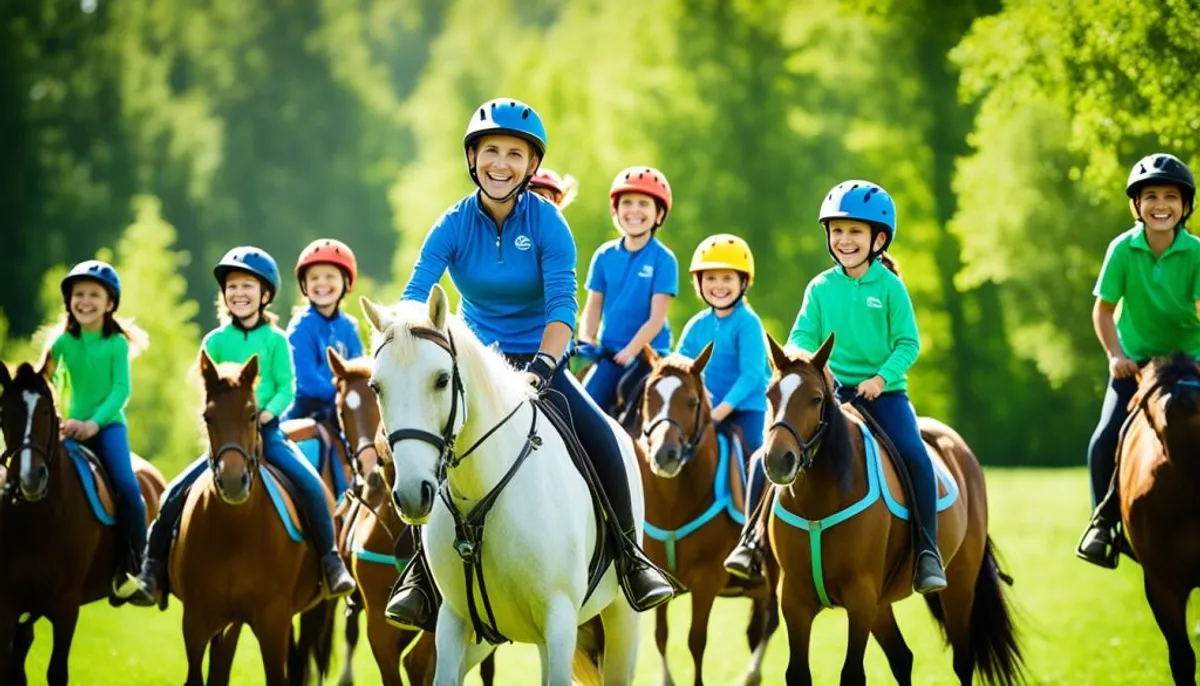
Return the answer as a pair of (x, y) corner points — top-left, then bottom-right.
(21, 468), (1194, 684)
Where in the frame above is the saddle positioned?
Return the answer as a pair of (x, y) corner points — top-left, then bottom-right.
(64, 439), (117, 526)
(282, 417), (350, 500)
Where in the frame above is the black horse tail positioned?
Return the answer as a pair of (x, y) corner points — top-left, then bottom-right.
(923, 536), (1025, 686)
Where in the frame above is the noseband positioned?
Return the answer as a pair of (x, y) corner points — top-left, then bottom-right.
(642, 378), (708, 465)
(380, 326), (471, 473)
(767, 378), (830, 470)
(209, 429), (261, 484)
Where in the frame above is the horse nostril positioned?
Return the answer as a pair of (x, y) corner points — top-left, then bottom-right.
(421, 481), (435, 510)
(666, 448), (679, 463)
(391, 488), (404, 509)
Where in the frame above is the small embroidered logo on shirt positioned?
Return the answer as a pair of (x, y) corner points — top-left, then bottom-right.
(514, 235), (532, 251)
(638, 264), (654, 278)
(866, 296), (883, 309)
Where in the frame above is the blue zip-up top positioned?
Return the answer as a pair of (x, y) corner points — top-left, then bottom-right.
(586, 236), (678, 352)
(282, 304), (365, 421)
(402, 191), (578, 353)
(677, 301), (770, 411)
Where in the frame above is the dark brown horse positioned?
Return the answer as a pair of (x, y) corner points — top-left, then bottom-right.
(638, 344), (779, 686)
(0, 355), (166, 686)
(332, 351), (496, 686)
(763, 333), (1023, 686)
(169, 351), (327, 686)
(1117, 353), (1200, 685)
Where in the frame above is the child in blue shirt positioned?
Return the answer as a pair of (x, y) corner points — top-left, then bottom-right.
(579, 167), (679, 415)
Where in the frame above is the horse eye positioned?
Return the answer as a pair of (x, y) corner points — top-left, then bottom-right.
(435, 372), (451, 390)
(368, 381), (383, 398)
(687, 399), (700, 409)
(810, 396), (823, 406)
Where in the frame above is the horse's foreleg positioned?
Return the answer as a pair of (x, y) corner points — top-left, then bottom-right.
(742, 596), (776, 686)
(45, 605), (80, 686)
(181, 609), (213, 686)
(0, 611), (25, 686)
(654, 602), (673, 686)
(839, 593), (877, 686)
(537, 593), (578, 686)
(432, 604), (471, 686)
(687, 589), (717, 686)
(780, 577), (818, 686)
(401, 630), (434, 686)
(251, 613), (293, 686)
(207, 623), (243, 686)
(598, 596), (640, 686)
(339, 601), (362, 686)
(1144, 573), (1196, 686)
(869, 606), (912, 686)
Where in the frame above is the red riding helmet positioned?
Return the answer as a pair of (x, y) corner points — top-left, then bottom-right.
(296, 238), (358, 292)
(609, 166), (672, 225)
(530, 168), (567, 197)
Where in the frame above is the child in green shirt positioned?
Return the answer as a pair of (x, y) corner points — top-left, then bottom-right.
(1077, 154), (1200, 568)
(126, 247), (356, 605)
(48, 260), (149, 592)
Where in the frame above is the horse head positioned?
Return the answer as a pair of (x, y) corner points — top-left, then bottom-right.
(1137, 353), (1200, 457)
(198, 350), (261, 505)
(362, 285), (471, 524)
(639, 344), (713, 478)
(329, 348), (383, 490)
(0, 353), (62, 502)
(762, 332), (852, 486)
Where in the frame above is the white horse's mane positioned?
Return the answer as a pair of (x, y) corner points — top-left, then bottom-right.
(370, 299), (533, 438)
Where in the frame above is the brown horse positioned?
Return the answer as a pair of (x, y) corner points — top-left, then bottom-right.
(0, 355), (166, 686)
(331, 350), (496, 686)
(1116, 353), (1200, 685)
(169, 351), (326, 686)
(762, 333), (1023, 686)
(638, 344), (779, 686)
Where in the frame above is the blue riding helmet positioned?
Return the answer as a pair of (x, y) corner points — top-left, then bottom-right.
(463, 98), (548, 159)
(61, 260), (122, 311)
(819, 180), (898, 251)
(214, 246), (282, 302)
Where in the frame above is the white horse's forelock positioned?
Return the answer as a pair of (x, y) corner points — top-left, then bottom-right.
(371, 300), (532, 442)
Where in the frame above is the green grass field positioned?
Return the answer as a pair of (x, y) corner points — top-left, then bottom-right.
(21, 468), (1195, 684)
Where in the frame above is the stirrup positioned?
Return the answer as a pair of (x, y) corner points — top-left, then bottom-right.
(1076, 521), (1119, 569)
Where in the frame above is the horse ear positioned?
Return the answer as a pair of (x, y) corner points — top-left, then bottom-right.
(766, 333), (790, 371)
(239, 355), (260, 388)
(643, 344), (661, 367)
(428, 284), (448, 331)
(37, 348), (55, 381)
(692, 342), (714, 374)
(0, 361), (10, 390)
(811, 332), (836, 370)
(360, 297), (390, 333)
(199, 349), (221, 388)
(327, 346), (348, 380)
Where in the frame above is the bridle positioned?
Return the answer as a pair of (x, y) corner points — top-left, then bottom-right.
(766, 369), (829, 471)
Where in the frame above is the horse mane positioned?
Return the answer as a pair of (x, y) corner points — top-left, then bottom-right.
(371, 300), (532, 437)
(786, 349), (855, 495)
(1132, 352), (1200, 421)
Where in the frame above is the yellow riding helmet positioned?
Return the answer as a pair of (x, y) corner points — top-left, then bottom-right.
(689, 234), (755, 286)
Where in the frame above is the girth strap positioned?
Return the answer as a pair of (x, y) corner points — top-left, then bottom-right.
(439, 404), (543, 645)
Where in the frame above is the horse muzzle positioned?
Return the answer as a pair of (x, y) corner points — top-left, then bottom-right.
(392, 478), (436, 525)
(764, 447), (801, 486)
(215, 467), (253, 505)
(18, 464), (49, 501)
(649, 442), (685, 478)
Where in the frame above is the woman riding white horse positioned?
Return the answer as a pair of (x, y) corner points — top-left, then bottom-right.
(382, 98), (678, 633)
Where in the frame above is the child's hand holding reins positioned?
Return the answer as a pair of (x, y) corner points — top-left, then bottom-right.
(1109, 354), (1139, 380)
(856, 375), (886, 401)
(258, 410), (275, 426)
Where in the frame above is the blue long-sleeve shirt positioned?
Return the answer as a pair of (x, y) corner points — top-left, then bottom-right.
(676, 301), (770, 411)
(401, 191), (578, 353)
(282, 305), (364, 421)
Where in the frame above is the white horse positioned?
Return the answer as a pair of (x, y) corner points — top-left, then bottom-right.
(361, 285), (642, 686)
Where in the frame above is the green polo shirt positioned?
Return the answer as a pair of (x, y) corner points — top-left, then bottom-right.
(1094, 224), (1200, 361)
(202, 321), (295, 417)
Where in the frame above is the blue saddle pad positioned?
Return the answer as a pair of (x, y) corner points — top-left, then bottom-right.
(64, 439), (115, 526)
(260, 466), (305, 543)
